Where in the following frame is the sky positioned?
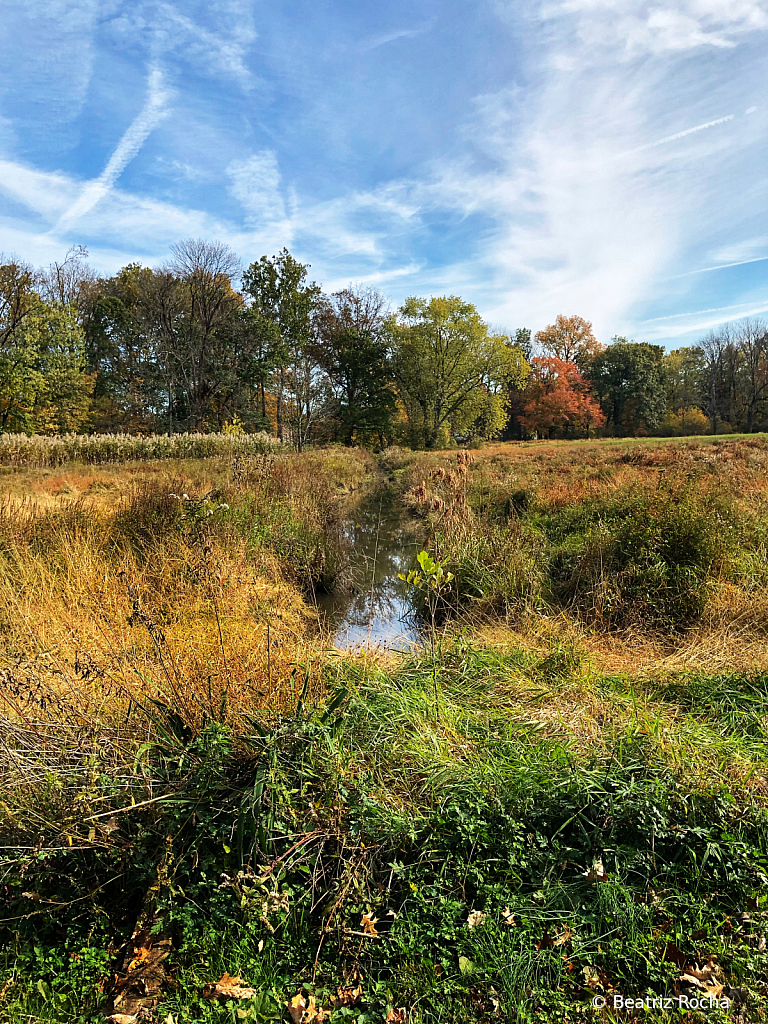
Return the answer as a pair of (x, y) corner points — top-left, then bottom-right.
(0, 0), (767, 348)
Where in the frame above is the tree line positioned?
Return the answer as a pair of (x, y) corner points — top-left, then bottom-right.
(0, 241), (766, 446)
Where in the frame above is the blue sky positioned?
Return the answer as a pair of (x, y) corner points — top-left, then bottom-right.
(0, 0), (767, 347)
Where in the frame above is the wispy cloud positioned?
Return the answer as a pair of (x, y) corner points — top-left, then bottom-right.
(542, 0), (768, 55)
(153, 3), (257, 90)
(2, 0), (768, 349)
(642, 301), (764, 322)
(359, 24), (432, 50)
(54, 66), (172, 234)
(639, 301), (768, 340)
(399, 0), (768, 338)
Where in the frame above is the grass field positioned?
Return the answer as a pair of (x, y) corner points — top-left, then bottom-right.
(1, 436), (767, 1023)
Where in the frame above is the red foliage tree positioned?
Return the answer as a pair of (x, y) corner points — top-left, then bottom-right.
(519, 356), (605, 438)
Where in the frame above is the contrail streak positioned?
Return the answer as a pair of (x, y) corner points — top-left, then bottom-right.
(623, 114), (734, 156)
(55, 66), (172, 232)
(676, 255), (768, 276)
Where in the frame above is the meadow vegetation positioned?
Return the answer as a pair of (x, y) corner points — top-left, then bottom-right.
(1, 436), (768, 1023)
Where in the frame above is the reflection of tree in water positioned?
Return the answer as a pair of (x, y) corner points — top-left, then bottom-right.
(317, 495), (422, 648)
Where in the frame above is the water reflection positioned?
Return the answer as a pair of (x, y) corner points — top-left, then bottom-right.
(316, 491), (422, 649)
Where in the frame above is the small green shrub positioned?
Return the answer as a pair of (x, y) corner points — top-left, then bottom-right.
(548, 488), (735, 629)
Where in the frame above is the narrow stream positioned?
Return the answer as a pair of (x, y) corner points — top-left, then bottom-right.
(316, 489), (423, 649)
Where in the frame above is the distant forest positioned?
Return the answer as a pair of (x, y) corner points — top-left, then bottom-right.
(1, 240), (765, 447)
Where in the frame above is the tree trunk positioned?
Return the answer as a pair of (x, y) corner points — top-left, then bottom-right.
(277, 367), (284, 441)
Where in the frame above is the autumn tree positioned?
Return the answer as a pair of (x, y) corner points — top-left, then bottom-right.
(535, 314), (601, 365)
(160, 239), (244, 430)
(390, 296), (529, 448)
(519, 357), (604, 438)
(38, 245), (97, 315)
(662, 347), (706, 435)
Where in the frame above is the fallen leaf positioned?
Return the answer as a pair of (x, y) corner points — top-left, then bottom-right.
(680, 974), (724, 999)
(582, 967), (601, 992)
(679, 960), (724, 999)
(361, 911), (379, 936)
(501, 908), (515, 926)
(105, 1016), (137, 1024)
(329, 984), (362, 1009)
(385, 1009), (407, 1023)
(536, 929), (554, 951)
(126, 948), (151, 975)
(553, 925), (573, 947)
(583, 859), (609, 882)
(663, 941), (687, 971)
(202, 973), (257, 1000)
(683, 963), (720, 984)
(0, 978), (14, 1001)
(286, 992), (325, 1023)
(467, 910), (486, 929)
(287, 994), (308, 1023)
(458, 956), (474, 976)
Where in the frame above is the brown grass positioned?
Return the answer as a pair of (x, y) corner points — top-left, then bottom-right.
(402, 434), (768, 676)
(0, 448), (377, 734)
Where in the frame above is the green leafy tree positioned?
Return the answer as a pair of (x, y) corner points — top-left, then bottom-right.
(30, 304), (95, 432)
(390, 296), (529, 448)
(0, 301), (93, 433)
(242, 249), (319, 446)
(586, 339), (667, 435)
(312, 286), (395, 446)
(84, 264), (162, 432)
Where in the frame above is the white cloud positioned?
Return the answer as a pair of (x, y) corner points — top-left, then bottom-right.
(709, 235), (768, 263)
(153, 3), (257, 90)
(0, 148), (421, 284)
(542, 0), (768, 55)
(393, 0), (768, 338)
(227, 152), (287, 226)
(639, 300), (768, 339)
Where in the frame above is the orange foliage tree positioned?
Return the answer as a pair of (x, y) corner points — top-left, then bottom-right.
(535, 314), (602, 364)
(519, 356), (605, 438)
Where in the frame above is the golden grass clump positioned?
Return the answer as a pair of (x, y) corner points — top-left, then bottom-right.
(0, 449), (380, 737)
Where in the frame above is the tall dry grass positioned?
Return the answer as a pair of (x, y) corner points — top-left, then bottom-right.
(400, 435), (768, 671)
(0, 447), (376, 736)
(0, 430), (281, 468)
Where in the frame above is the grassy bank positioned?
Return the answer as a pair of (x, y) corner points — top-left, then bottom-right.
(2, 643), (767, 1022)
(0, 437), (767, 1022)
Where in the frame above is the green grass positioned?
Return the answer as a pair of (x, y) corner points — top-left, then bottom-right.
(2, 642), (767, 1022)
